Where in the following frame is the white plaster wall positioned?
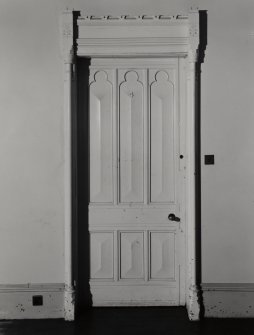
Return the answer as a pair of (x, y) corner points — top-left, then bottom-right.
(200, 0), (254, 283)
(0, 1), (65, 283)
(0, 0), (254, 287)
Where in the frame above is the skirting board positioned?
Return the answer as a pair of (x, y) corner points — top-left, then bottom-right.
(0, 284), (65, 319)
(202, 283), (254, 318)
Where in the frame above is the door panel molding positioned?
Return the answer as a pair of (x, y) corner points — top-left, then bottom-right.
(90, 70), (114, 203)
(90, 232), (114, 279)
(119, 232), (144, 279)
(150, 69), (175, 203)
(119, 70), (144, 203)
(150, 231), (175, 280)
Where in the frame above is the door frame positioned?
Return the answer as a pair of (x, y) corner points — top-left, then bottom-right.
(61, 9), (206, 321)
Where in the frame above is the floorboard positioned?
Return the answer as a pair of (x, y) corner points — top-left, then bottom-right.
(1, 307), (254, 335)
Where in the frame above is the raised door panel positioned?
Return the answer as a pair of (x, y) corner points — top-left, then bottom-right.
(119, 70), (144, 203)
(150, 232), (175, 280)
(150, 70), (175, 203)
(120, 232), (144, 279)
(90, 70), (113, 203)
(90, 232), (114, 279)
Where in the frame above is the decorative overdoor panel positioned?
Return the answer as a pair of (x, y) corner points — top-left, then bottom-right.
(89, 58), (185, 306)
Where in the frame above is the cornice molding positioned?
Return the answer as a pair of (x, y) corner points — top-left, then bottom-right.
(78, 14), (188, 25)
(81, 14), (187, 20)
(77, 11), (201, 58)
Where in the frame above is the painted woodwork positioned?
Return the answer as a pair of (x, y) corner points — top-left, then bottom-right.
(150, 70), (175, 203)
(120, 232), (144, 279)
(88, 60), (181, 306)
(90, 70), (113, 203)
(150, 232), (175, 280)
(119, 70), (144, 203)
(62, 9), (206, 320)
(90, 232), (114, 279)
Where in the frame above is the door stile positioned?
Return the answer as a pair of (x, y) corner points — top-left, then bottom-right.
(147, 67), (151, 206)
(113, 230), (118, 282)
(143, 68), (149, 205)
(144, 229), (149, 282)
(113, 68), (118, 206)
(116, 68), (120, 206)
(178, 57), (187, 305)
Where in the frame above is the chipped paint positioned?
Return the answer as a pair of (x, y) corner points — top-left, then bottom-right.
(64, 285), (75, 321)
(186, 285), (200, 321)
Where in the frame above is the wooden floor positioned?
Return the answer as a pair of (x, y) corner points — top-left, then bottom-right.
(1, 307), (254, 335)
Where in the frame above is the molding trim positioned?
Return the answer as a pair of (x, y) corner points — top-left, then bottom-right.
(202, 283), (254, 318)
(76, 11), (199, 58)
(62, 10), (75, 321)
(0, 284), (64, 319)
(202, 283), (254, 292)
(78, 14), (188, 22)
(61, 8), (206, 321)
(0, 283), (64, 292)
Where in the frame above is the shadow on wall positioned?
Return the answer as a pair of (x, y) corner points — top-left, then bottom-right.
(196, 10), (207, 319)
(75, 56), (92, 314)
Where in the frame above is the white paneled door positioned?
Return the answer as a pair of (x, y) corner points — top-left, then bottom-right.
(89, 58), (186, 306)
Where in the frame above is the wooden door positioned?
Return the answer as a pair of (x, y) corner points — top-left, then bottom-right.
(88, 58), (186, 306)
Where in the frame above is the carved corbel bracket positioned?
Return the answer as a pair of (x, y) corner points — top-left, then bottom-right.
(188, 8), (200, 63)
(188, 8), (207, 64)
(62, 10), (75, 64)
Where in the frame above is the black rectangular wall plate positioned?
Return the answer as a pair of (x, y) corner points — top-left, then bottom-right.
(204, 155), (215, 165)
(32, 295), (43, 306)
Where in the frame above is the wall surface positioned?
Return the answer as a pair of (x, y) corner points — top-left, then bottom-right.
(0, 0), (66, 284)
(0, 0), (254, 318)
(200, 1), (254, 284)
